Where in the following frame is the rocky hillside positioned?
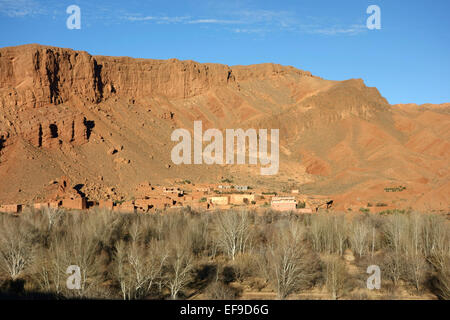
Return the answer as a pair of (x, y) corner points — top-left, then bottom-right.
(0, 44), (448, 211)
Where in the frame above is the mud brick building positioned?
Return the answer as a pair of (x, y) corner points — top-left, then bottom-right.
(113, 200), (136, 213)
(0, 204), (22, 213)
(195, 186), (211, 193)
(230, 194), (255, 205)
(208, 196), (230, 206)
(62, 194), (87, 210)
(34, 202), (50, 210)
(271, 196), (297, 212)
(49, 200), (62, 209)
(163, 187), (184, 197)
(99, 200), (114, 210)
(296, 208), (313, 214)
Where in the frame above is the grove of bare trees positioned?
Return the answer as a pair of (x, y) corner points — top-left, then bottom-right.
(0, 208), (448, 300)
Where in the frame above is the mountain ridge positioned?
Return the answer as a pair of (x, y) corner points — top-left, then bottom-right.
(0, 44), (448, 212)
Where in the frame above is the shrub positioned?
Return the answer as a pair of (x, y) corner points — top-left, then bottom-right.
(297, 201), (306, 209)
(205, 281), (239, 300)
(376, 203), (388, 207)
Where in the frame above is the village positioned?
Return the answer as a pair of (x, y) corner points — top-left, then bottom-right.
(0, 176), (334, 215)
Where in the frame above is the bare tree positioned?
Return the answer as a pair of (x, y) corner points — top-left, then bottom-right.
(185, 215), (211, 257)
(33, 237), (67, 296)
(402, 213), (427, 292)
(349, 219), (370, 258)
(58, 215), (104, 298)
(432, 256), (450, 300)
(113, 235), (168, 299)
(43, 207), (64, 230)
(0, 216), (34, 279)
(333, 215), (348, 256)
(382, 214), (407, 286)
(370, 226), (377, 258)
(309, 214), (325, 252)
(421, 215), (450, 299)
(214, 210), (252, 260)
(405, 253), (427, 293)
(114, 240), (132, 299)
(324, 255), (348, 300)
(263, 221), (318, 299)
(422, 214), (449, 270)
(165, 241), (193, 299)
(309, 214), (347, 255)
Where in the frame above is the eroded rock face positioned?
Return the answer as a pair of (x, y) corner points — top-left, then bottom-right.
(0, 45), (101, 149)
(0, 45), (321, 151)
(17, 107), (89, 148)
(232, 63), (315, 81)
(96, 56), (236, 100)
(0, 44), (239, 110)
(0, 44), (102, 109)
(0, 103), (91, 150)
(0, 44), (242, 150)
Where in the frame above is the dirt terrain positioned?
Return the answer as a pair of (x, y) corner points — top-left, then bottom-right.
(0, 44), (448, 211)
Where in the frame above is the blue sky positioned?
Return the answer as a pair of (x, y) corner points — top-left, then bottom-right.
(0, 0), (449, 104)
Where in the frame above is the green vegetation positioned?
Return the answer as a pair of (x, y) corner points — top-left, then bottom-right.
(378, 208), (409, 215)
(359, 207), (370, 214)
(384, 185), (407, 192)
(297, 201), (306, 209)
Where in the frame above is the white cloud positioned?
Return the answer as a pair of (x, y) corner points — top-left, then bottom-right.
(125, 15), (190, 23)
(0, 0), (46, 17)
(125, 16), (243, 25)
(309, 24), (367, 36)
(125, 16), (155, 21)
(123, 9), (365, 37)
(233, 28), (267, 34)
(187, 19), (242, 24)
